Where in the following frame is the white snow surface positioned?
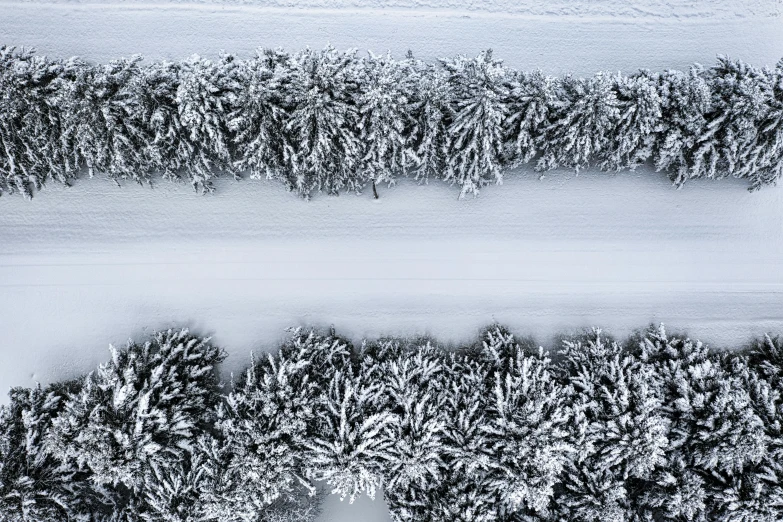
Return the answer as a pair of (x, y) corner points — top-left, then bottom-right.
(4, 0), (781, 18)
(2, 170), (783, 393)
(0, 1), (781, 75)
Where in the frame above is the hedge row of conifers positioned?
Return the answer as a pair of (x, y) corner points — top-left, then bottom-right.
(1, 324), (782, 521)
(1, 46), (782, 199)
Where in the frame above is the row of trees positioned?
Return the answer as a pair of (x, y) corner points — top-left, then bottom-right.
(2, 324), (782, 521)
(1, 46), (782, 199)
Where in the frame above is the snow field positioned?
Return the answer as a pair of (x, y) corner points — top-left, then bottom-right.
(2, 170), (783, 397)
(0, 2), (781, 75)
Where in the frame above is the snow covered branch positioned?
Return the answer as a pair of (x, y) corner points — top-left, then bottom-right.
(2, 324), (783, 520)
(1, 46), (782, 198)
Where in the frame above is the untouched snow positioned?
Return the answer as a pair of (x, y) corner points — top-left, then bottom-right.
(4, 0), (780, 19)
(0, 2), (782, 75)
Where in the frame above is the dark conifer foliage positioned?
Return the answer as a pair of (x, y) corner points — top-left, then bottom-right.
(2, 324), (783, 521)
(1, 46), (782, 199)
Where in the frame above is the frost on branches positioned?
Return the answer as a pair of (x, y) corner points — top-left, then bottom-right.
(2, 46), (782, 199)
(2, 324), (783, 520)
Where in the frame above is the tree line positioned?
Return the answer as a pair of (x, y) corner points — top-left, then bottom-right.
(1, 324), (782, 521)
(1, 46), (782, 199)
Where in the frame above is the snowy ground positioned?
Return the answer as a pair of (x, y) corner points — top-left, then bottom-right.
(1, 1), (782, 75)
(1, 0), (782, 520)
(3, 169), (783, 392)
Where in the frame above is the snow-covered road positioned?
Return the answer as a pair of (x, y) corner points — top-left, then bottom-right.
(1, 2), (782, 74)
(2, 170), (783, 395)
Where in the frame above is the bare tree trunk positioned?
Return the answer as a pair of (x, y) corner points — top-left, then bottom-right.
(372, 180), (379, 199)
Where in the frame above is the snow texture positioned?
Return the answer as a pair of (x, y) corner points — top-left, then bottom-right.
(3, 0), (781, 19)
(1, 2), (782, 77)
(2, 171), (783, 398)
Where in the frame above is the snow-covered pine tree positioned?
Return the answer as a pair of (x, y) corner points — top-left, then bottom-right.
(202, 327), (350, 518)
(358, 339), (448, 520)
(749, 333), (783, 386)
(229, 48), (291, 183)
(53, 56), (152, 187)
(687, 57), (772, 183)
(176, 54), (241, 191)
(46, 329), (225, 516)
(706, 360), (783, 522)
(283, 46), (363, 197)
(0, 383), (102, 521)
(254, 490), (321, 522)
(715, 335), (783, 521)
(652, 65), (712, 185)
(407, 57), (450, 184)
(430, 349), (497, 522)
(133, 442), (215, 522)
(637, 325), (769, 521)
(598, 70), (663, 172)
(304, 369), (393, 503)
(537, 72), (620, 173)
(204, 349), (321, 519)
(0, 47), (69, 198)
(442, 50), (510, 197)
(133, 61), (191, 186)
(479, 326), (574, 517)
(356, 52), (418, 196)
(503, 69), (557, 168)
(554, 329), (669, 522)
(745, 58), (783, 188)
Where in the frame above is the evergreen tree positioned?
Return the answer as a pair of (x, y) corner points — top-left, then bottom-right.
(442, 50), (510, 197)
(598, 70), (663, 172)
(537, 72), (621, 173)
(0, 47), (68, 198)
(134, 61), (191, 186)
(554, 329), (669, 521)
(230, 48), (291, 183)
(204, 349), (319, 519)
(283, 46), (363, 196)
(746, 58), (783, 189)
(723, 335), (783, 520)
(0, 383), (101, 521)
(688, 57), (772, 183)
(304, 369), (393, 503)
(359, 340), (449, 518)
(652, 65), (712, 185)
(176, 54), (241, 190)
(54, 56), (152, 185)
(408, 57), (450, 184)
(479, 326), (573, 517)
(137, 445), (212, 522)
(638, 326), (769, 520)
(356, 52), (418, 196)
(503, 69), (556, 168)
(433, 350), (497, 521)
(46, 329), (225, 515)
